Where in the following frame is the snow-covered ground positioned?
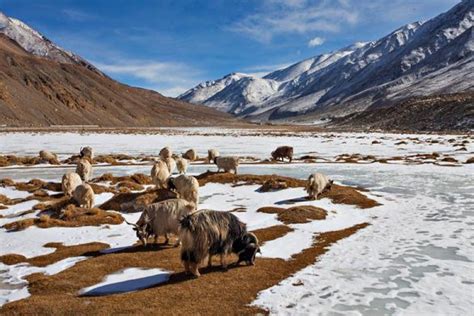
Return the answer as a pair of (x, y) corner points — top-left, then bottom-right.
(0, 132), (473, 314)
(0, 130), (472, 163)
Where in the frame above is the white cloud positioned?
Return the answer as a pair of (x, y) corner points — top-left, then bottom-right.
(228, 0), (358, 43)
(308, 36), (325, 47)
(93, 59), (203, 97)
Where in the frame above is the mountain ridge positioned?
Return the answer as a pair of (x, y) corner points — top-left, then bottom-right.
(179, 0), (474, 122)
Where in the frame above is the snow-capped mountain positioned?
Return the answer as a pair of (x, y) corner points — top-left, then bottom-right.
(0, 11), (102, 75)
(179, 0), (474, 121)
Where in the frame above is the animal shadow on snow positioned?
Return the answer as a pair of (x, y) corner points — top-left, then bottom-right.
(275, 196), (309, 205)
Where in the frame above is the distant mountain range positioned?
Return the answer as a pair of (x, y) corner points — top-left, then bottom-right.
(179, 0), (474, 125)
(0, 12), (237, 127)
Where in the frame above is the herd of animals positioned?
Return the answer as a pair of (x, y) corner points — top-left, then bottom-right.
(40, 145), (334, 277)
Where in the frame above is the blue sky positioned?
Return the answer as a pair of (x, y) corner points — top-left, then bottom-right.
(0, 0), (460, 96)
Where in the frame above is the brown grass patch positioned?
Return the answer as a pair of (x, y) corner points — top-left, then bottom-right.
(0, 242), (109, 267)
(2, 205), (123, 231)
(99, 189), (177, 212)
(196, 171), (306, 187)
(258, 205), (327, 224)
(93, 173), (152, 185)
(321, 184), (380, 209)
(116, 181), (144, 191)
(258, 179), (288, 192)
(0, 223), (368, 315)
(466, 157), (474, 164)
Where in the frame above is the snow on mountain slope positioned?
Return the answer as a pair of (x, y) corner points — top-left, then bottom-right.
(179, 0), (474, 121)
(0, 11), (102, 75)
(178, 72), (251, 104)
(205, 76), (279, 114)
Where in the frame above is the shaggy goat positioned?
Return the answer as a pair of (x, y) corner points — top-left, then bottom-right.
(233, 232), (261, 266)
(182, 148), (198, 161)
(179, 210), (247, 277)
(215, 156), (239, 174)
(39, 150), (59, 164)
(159, 146), (172, 159)
(126, 198), (195, 246)
(207, 149), (220, 163)
(76, 159), (92, 182)
(306, 173), (333, 200)
(167, 174), (199, 206)
(73, 183), (95, 208)
(175, 157), (188, 174)
(80, 146), (94, 160)
(164, 157), (176, 174)
(151, 160), (170, 189)
(61, 172), (82, 197)
(271, 146), (293, 163)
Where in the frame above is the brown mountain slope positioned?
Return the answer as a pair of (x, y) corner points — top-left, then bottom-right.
(0, 35), (240, 127)
(332, 93), (474, 132)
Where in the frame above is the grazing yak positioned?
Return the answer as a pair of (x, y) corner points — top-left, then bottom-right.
(215, 156), (239, 174)
(271, 146), (293, 163)
(126, 198), (195, 246)
(179, 210), (259, 277)
(306, 173), (333, 200)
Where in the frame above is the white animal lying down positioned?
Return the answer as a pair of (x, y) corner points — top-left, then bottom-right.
(306, 172), (333, 200)
(126, 198), (195, 246)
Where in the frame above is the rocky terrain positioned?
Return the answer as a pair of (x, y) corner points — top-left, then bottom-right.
(0, 13), (239, 127)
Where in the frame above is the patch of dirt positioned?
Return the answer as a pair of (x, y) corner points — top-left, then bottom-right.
(0, 223), (368, 315)
(99, 189), (177, 212)
(2, 205), (123, 231)
(465, 157), (474, 164)
(258, 205), (327, 224)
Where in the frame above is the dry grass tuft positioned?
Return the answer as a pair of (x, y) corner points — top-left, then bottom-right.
(2, 204), (123, 231)
(99, 189), (177, 212)
(196, 171), (306, 187)
(258, 205), (327, 224)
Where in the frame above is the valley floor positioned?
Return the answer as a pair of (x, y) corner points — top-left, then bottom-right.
(0, 129), (472, 315)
